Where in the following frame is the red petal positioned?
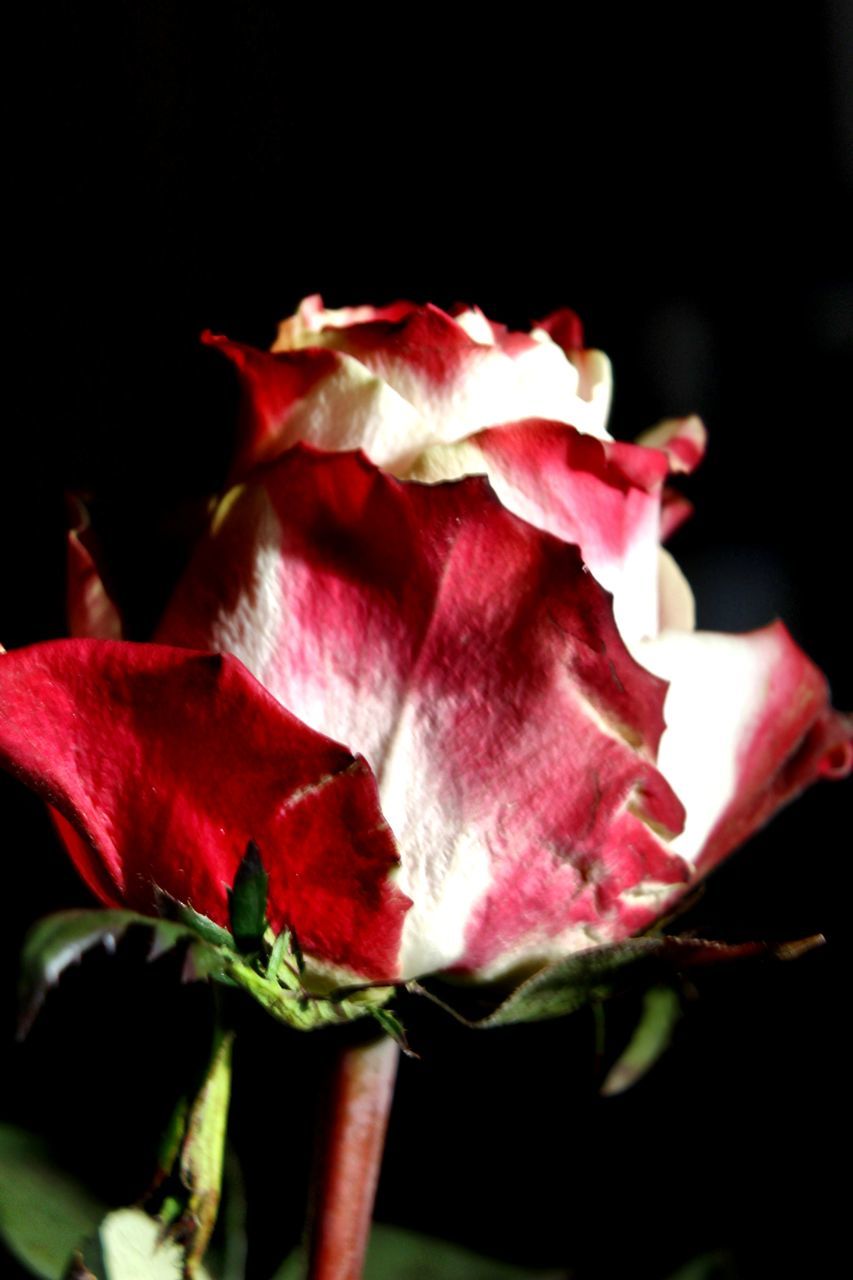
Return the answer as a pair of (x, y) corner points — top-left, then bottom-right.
(159, 448), (690, 978)
(0, 640), (408, 978)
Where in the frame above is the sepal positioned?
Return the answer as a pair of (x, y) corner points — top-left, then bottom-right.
(407, 932), (824, 1029)
(19, 905), (399, 1037)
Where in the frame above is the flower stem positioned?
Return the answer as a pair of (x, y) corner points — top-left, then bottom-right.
(305, 1032), (399, 1280)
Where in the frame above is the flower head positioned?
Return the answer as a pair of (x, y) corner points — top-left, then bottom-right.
(2, 298), (850, 986)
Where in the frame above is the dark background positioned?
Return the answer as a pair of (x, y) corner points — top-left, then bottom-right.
(2, 4), (851, 1277)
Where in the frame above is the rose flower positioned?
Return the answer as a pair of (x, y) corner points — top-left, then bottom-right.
(1, 298), (850, 986)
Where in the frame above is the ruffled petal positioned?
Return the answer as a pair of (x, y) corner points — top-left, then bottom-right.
(0, 640), (409, 979)
(639, 623), (852, 873)
(159, 448), (691, 980)
(408, 420), (681, 645)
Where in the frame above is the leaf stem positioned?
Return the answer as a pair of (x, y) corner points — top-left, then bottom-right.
(305, 1033), (399, 1280)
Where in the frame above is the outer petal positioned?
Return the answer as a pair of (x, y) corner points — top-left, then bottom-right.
(0, 640), (408, 979)
(408, 419), (680, 645)
(639, 623), (852, 873)
(158, 448), (691, 980)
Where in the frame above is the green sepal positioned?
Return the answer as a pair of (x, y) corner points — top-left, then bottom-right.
(600, 983), (682, 1095)
(408, 933), (824, 1029)
(227, 841), (269, 955)
(18, 910), (212, 1039)
(20, 906), (397, 1035)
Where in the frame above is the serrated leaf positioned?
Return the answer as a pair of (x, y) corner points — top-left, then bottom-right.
(0, 1125), (107, 1279)
(227, 842), (268, 955)
(271, 1225), (563, 1279)
(600, 983), (682, 1096)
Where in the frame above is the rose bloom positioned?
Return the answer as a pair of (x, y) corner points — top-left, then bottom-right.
(1, 298), (850, 985)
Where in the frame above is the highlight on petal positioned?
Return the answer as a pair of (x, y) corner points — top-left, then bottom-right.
(0, 641), (409, 979)
(66, 495), (123, 639)
(639, 623), (853, 875)
(159, 447), (692, 980)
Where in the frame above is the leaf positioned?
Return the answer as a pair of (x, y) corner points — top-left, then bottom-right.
(600, 984), (682, 1096)
(227, 842), (269, 955)
(177, 1032), (234, 1277)
(410, 933), (825, 1028)
(271, 1224), (563, 1279)
(0, 1125), (107, 1279)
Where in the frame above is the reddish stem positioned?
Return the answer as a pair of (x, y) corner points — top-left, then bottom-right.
(306, 1033), (399, 1280)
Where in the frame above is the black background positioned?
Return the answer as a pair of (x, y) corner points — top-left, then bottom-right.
(2, 4), (851, 1278)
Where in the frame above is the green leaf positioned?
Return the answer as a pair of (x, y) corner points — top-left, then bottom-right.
(227, 842), (269, 955)
(272, 1225), (563, 1279)
(0, 1125), (107, 1279)
(600, 984), (682, 1096)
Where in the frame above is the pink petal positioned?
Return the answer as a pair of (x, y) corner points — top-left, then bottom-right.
(159, 448), (690, 979)
(639, 623), (852, 874)
(0, 640), (408, 978)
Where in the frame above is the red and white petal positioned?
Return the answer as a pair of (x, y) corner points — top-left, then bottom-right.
(159, 448), (691, 980)
(0, 640), (408, 979)
(409, 420), (671, 645)
(203, 332), (430, 480)
(274, 301), (613, 444)
(636, 415), (707, 475)
(639, 623), (853, 874)
(66, 496), (123, 639)
(273, 294), (419, 350)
